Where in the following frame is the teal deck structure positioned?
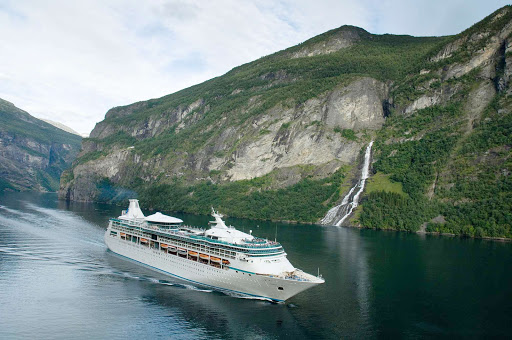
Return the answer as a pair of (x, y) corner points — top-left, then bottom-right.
(110, 218), (284, 256)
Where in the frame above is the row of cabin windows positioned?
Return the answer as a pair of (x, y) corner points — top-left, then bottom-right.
(114, 223), (250, 256)
(117, 229), (280, 258)
(119, 232), (237, 259)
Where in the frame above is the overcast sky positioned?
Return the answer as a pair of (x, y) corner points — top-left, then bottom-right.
(0, 0), (508, 135)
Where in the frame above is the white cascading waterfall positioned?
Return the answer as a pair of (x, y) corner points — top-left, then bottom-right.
(321, 141), (374, 226)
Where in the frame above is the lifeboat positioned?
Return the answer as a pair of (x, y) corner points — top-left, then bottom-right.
(188, 251), (198, 257)
(140, 238), (148, 243)
(199, 253), (209, 260)
(120, 232), (126, 236)
(222, 259), (230, 265)
(177, 248), (187, 255)
(168, 246), (177, 253)
(160, 243), (168, 249)
(210, 257), (221, 263)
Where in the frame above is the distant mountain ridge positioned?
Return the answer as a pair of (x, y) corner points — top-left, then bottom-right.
(60, 6), (512, 238)
(0, 98), (82, 191)
(40, 118), (86, 137)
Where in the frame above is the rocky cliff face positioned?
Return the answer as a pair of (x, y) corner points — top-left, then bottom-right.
(60, 7), (512, 233)
(289, 26), (365, 59)
(60, 74), (388, 202)
(0, 99), (81, 191)
(357, 7), (512, 238)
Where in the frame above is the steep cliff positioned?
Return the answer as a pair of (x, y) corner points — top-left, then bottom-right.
(61, 7), (511, 237)
(0, 99), (82, 191)
(358, 7), (512, 238)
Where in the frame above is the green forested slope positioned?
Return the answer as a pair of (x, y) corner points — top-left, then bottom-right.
(64, 6), (512, 237)
(75, 30), (447, 222)
(88, 29), (446, 159)
(357, 7), (512, 237)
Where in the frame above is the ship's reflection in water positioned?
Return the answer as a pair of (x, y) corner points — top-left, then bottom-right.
(105, 253), (307, 339)
(1, 192), (511, 338)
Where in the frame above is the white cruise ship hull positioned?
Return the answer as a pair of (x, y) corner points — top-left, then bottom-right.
(105, 232), (321, 302)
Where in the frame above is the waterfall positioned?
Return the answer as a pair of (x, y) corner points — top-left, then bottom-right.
(321, 141), (374, 226)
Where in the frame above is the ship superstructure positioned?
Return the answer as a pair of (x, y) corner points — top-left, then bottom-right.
(105, 199), (324, 302)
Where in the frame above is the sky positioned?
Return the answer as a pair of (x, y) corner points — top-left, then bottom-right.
(0, 0), (508, 135)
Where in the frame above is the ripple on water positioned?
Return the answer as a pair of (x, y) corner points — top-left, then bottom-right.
(1, 192), (511, 339)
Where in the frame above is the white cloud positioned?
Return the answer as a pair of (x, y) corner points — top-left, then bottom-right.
(0, 0), (506, 135)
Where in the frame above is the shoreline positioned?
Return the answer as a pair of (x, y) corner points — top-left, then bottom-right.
(51, 194), (512, 242)
(348, 221), (512, 242)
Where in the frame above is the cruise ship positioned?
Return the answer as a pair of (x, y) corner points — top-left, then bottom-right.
(104, 199), (324, 302)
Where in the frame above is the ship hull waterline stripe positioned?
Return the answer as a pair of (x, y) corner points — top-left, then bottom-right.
(107, 249), (284, 303)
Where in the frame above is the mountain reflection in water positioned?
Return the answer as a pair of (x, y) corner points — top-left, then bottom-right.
(0, 192), (511, 338)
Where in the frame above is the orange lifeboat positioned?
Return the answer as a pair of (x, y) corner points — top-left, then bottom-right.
(188, 251), (198, 257)
(210, 257), (221, 263)
(161, 243), (168, 248)
(140, 238), (148, 243)
(120, 232), (126, 236)
(222, 259), (230, 265)
(199, 253), (209, 260)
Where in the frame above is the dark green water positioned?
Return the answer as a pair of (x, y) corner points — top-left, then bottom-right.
(0, 192), (511, 338)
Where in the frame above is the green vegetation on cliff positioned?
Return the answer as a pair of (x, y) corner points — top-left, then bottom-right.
(63, 6), (512, 238)
(359, 86), (512, 238)
(354, 7), (512, 238)
(0, 99), (82, 147)
(92, 30), (446, 160)
(137, 167), (347, 223)
(0, 98), (82, 191)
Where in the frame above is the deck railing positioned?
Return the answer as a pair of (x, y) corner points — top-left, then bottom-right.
(110, 218), (284, 254)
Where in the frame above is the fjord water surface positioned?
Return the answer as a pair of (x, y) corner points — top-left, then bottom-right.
(0, 192), (511, 339)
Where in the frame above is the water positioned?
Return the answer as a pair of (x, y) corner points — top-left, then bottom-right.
(1, 192), (511, 339)
(322, 141), (373, 226)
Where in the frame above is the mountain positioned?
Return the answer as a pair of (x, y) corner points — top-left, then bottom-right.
(60, 6), (512, 238)
(0, 99), (82, 192)
(40, 118), (83, 137)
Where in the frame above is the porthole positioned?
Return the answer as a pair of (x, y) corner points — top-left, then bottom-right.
(278, 287), (284, 291)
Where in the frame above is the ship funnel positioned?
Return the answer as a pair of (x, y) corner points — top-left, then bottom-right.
(120, 199), (145, 219)
(210, 207), (228, 229)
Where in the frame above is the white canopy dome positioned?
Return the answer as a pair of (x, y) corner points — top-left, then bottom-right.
(145, 212), (183, 224)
